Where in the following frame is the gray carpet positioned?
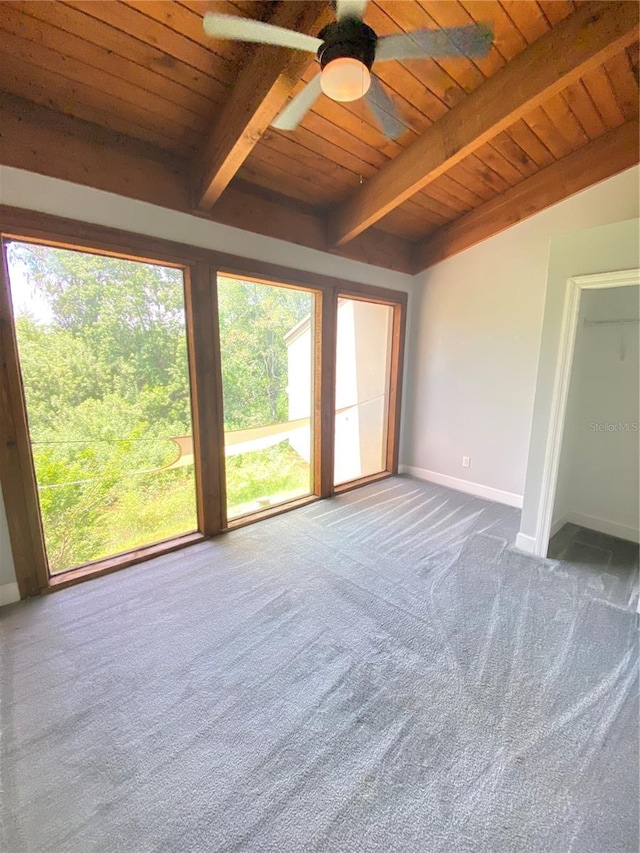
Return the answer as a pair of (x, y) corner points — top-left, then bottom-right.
(1, 476), (638, 852)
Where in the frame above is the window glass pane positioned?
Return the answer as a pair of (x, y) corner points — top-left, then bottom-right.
(334, 297), (393, 486)
(5, 242), (197, 574)
(217, 276), (314, 520)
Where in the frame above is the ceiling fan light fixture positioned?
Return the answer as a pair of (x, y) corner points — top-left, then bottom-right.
(320, 57), (371, 102)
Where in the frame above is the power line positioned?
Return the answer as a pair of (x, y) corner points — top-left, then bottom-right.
(37, 464), (193, 490)
(32, 437), (181, 445)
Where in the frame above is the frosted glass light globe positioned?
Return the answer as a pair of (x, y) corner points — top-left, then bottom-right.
(320, 58), (371, 103)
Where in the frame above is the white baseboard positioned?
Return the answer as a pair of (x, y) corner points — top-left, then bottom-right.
(0, 581), (20, 607)
(515, 532), (537, 554)
(550, 514), (570, 539)
(399, 464), (523, 508)
(561, 511), (640, 544)
(520, 511), (639, 561)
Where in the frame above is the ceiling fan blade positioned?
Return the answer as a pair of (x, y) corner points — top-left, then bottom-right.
(335, 0), (368, 21)
(203, 13), (323, 53)
(365, 75), (408, 141)
(272, 74), (323, 131)
(375, 24), (493, 62)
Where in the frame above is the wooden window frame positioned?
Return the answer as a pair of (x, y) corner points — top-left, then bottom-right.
(332, 290), (406, 495)
(216, 270), (323, 529)
(0, 206), (407, 597)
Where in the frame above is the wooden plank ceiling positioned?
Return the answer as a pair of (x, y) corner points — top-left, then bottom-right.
(0, 0), (637, 273)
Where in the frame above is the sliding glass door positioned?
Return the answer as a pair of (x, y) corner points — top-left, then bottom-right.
(334, 296), (394, 487)
(217, 275), (316, 521)
(4, 242), (197, 574)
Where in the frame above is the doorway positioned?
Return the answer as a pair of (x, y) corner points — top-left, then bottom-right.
(547, 282), (639, 609)
(535, 270), (640, 560)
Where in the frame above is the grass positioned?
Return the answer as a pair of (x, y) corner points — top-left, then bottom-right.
(102, 469), (198, 557)
(44, 442), (310, 572)
(226, 442), (311, 519)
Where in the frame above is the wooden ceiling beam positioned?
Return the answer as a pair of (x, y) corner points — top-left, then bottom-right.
(0, 93), (414, 274)
(413, 119), (639, 273)
(192, 1), (332, 210)
(329, 1), (639, 246)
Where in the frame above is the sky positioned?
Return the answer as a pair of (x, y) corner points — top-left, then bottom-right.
(5, 243), (54, 324)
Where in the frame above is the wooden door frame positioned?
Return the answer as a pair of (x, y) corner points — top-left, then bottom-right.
(0, 205), (408, 598)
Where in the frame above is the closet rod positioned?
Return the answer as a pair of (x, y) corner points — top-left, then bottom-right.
(583, 317), (640, 328)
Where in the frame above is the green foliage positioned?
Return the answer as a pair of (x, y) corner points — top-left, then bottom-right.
(218, 277), (311, 429)
(9, 243), (197, 572)
(8, 246), (311, 573)
(12, 244), (192, 431)
(226, 443), (310, 518)
(100, 468), (197, 556)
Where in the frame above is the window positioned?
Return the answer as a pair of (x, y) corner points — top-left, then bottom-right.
(0, 213), (406, 595)
(5, 242), (197, 574)
(334, 297), (395, 486)
(217, 276), (316, 520)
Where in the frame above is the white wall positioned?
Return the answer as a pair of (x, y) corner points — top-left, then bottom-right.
(0, 167), (413, 598)
(0, 167), (413, 295)
(401, 166), (639, 511)
(334, 299), (393, 483)
(286, 317), (313, 462)
(287, 299), (394, 484)
(551, 286), (639, 543)
(0, 492), (19, 601)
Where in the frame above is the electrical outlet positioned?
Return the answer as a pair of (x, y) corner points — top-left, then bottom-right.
(462, 456), (471, 468)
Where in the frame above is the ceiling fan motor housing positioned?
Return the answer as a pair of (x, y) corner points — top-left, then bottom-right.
(317, 19), (377, 71)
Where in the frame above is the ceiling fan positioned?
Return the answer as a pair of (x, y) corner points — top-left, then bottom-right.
(203, 0), (493, 140)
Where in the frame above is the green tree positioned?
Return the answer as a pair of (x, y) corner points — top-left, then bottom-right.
(217, 277), (311, 429)
(10, 243), (192, 430)
(8, 243), (196, 572)
(6, 247), (312, 571)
